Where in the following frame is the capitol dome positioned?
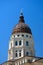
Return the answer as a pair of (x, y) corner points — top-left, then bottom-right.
(12, 13), (32, 34)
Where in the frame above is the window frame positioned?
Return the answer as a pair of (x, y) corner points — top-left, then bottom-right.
(26, 52), (29, 56)
(26, 35), (28, 37)
(19, 41), (22, 45)
(17, 35), (19, 37)
(19, 50), (21, 57)
(15, 41), (18, 46)
(26, 41), (29, 46)
(22, 34), (24, 37)
(15, 50), (18, 57)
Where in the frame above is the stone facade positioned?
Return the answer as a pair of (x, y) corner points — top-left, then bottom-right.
(8, 33), (35, 60)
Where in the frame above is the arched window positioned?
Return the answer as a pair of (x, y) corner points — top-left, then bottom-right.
(15, 41), (18, 46)
(15, 50), (18, 57)
(19, 41), (21, 45)
(26, 52), (29, 56)
(19, 50), (21, 57)
(26, 41), (29, 46)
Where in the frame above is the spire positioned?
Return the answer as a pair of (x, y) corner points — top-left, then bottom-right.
(20, 9), (24, 17)
(19, 10), (25, 23)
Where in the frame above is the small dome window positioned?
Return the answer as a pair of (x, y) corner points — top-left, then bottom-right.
(17, 35), (19, 37)
(22, 34), (24, 37)
(30, 36), (31, 38)
(26, 35), (28, 37)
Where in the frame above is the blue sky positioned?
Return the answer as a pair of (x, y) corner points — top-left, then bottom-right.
(0, 0), (43, 64)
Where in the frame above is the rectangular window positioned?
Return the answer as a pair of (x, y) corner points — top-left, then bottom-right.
(26, 52), (29, 56)
(19, 41), (21, 45)
(19, 53), (21, 57)
(15, 50), (18, 57)
(26, 41), (29, 46)
(15, 53), (17, 57)
(15, 41), (18, 46)
(19, 50), (21, 57)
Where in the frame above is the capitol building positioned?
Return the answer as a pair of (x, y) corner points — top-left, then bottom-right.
(1, 12), (43, 65)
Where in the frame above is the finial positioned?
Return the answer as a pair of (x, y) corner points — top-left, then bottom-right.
(20, 9), (23, 16)
(19, 9), (25, 23)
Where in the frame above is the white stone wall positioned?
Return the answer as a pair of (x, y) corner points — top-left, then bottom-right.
(8, 33), (35, 60)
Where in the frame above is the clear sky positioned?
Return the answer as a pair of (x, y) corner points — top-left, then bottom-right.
(0, 0), (43, 64)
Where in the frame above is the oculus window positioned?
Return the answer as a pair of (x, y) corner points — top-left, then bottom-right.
(22, 34), (24, 37)
(26, 35), (28, 37)
(17, 35), (19, 37)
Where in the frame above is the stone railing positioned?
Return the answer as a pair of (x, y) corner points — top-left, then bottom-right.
(0, 56), (43, 65)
